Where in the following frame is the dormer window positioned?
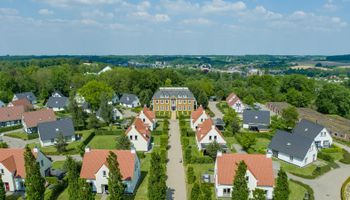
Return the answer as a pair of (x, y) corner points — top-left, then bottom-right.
(103, 171), (107, 177)
(0, 169), (4, 174)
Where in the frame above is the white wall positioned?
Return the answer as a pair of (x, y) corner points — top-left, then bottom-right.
(126, 126), (150, 151)
(0, 163), (16, 191)
(230, 100), (245, 114)
(314, 128), (333, 148)
(138, 111), (156, 131)
(190, 112), (209, 131)
(197, 127), (226, 151)
(39, 135), (76, 147)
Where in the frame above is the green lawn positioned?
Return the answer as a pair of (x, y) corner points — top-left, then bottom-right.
(155, 121), (164, 131)
(279, 160), (321, 177)
(225, 137), (238, 152)
(251, 138), (270, 154)
(52, 160), (66, 170)
(6, 131), (28, 140)
(88, 135), (118, 149)
(186, 164), (216, 199)
(289, 180), (308, 200)
(57, 188), (102, 200)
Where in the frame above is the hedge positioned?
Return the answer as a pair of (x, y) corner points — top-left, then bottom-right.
(321, 145), (343, 153)
(44, 182), (67, 200)
(190, 156), (213, 164)
(289, 179), (315, 200)
(137, 151), (145, 159)
(45, 177), (59, 185)
(0, 142), (8, 148)
(290, 163), (334, 179)
(318, 151), (334, 162)
(95, 129), (123, 135)
(78, 131), (95, 156)
(340, 149), (350, 164)
(28, 133), (39, 140)
(0, 124), (22, 133)
(341, 177), (350, 200)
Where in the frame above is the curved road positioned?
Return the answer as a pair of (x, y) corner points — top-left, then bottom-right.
(166, 119), (187, 200)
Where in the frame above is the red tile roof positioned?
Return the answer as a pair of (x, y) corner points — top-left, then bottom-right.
(126, 118), (151, 141)
(196, 118), (224, 142)
(0, 106), (25, 122)
(226, 93), (241, 107)
(142, 106), (156, 122)
(216, 154), (274, 187)
(80, 149), (136, 180)
(191, 105), (205, 123)
(22, 109), (56, 128)
(9, 98), (33, 111)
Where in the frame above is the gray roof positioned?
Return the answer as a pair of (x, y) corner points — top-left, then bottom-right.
(38, 118), (75, 141)
(292, 119), (325, 140)
(0, 101), (5, 107)
(15, 92), (37, 102)
(52, 91), (65, 98)
(215, 118), (225, 126)
(152, 87), (195, 99)
(46, 97), (69, 108)
(120, 93), (139, 105)
(268, 130), (314, 159)
(243, 110), (270, 125)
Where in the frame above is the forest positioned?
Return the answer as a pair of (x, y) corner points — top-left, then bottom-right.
(0, 58), (349, 119)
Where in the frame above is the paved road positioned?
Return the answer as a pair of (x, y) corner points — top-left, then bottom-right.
(208, 101), (223, 119)
(49, 154), (82, 162)
(0, 135), (26, 148)
(166, 120), (187, 200)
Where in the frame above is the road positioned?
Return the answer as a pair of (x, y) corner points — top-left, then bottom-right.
(208, 101), (223, 119)
(166, 119), (187, 200)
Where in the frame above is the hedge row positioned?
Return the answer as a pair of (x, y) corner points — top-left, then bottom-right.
(0, 124), (23, 133)
(341, 177), (350, 200)
(78, 131), (96, 156)
(291, 163), (334, 179)
(289, 179), (314, 200)
(94, 129), (123, 135)
(340, 149), (350, 164)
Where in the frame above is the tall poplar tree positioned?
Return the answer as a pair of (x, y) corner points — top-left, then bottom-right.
(148, 152), (167, 200)
(78, 179), (95, 200)
(0, 177), (5, 200)
(273, 169), (290, 200)
(107, 151), (125, 200)
(231, 161), (249, 200)
(66, 156), (80, 200)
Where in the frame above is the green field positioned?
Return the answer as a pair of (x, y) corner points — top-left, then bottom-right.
(289, 180), (308, 200)
(88, 135), (118, 149)
(6, 131), (29, 140)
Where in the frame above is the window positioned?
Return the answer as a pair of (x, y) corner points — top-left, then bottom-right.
(223, 188), (231, 194)
(143, 118), (145, 122)
(130, 135), (133, 140)
(246, 176), (249, 181)
(214, 136), (217, 140)
(188, 105), (191, 110)
(40, 160), (44, 167)
(156, 100), (159, 104)
(103, 171), (107, 177)
(209, 136), (212, 140)
(179, 106), (182, 111)
(161, 106), (164, 111)
(166, 100), (169, 104)
(161, 100), (164, 104)
(135, 135), (138, 140)
(290, 155), (294, 161)
(0, 169), (4, 174)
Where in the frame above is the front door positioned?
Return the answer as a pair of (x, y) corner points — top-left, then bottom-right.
(5, 182), (9, 191)
(171, 98), (176, 111)
(103, 185), (109, 193)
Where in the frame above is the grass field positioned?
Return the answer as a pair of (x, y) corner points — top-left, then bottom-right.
(88, 135), (118, 149)
(52, 160), (66, 170)
(289, 180), (308, 200)
(6, 131), (29, 140)
(279, 160), (319, 177)
(251, 137), (270, 153)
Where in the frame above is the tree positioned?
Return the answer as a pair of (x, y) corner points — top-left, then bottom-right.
(99, 93), (113, 124)
(116, 135), (131, 150)
(107, 151), (125, 200)
(197, 90), (208, 108)
(78, 179), (95, 200)
(0, 177), (5, 200)
(148, 152), (167, 200)
(232, 161), (249, 200)
(87, 114), (101, 130)
(0, 142), (8, 148)
(187, 166), (196, 184)
(281, 106), (299, 129)
(240, 134), (256, 151)
(206, 141), (222, 160)
(66, 156), (80, 200)
(24, 146), (45, 200)
(78, 80), (114, 109)
(164, 78), (172, 86)
(55, 132), (67, 153)
(273, 169), (290, 200)
(231, 120), (240, 134)
(190, 182), (201, 200)
(68, 95), (86, 130)
(252, 188), (266, 200)
(244, 95), (255, 106)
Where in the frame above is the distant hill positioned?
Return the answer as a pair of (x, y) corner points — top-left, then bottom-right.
(326, 54), (350, 62)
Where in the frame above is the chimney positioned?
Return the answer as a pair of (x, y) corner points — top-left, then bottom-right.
(266, 150), (272, 158)
(211, 125), (216, 130)
(132, 124), (136, 129)
(131, 148), (136, 154)
(217, 151), (222, 157)
(33, 146), (39, 153)
(85, 146), (91, 153)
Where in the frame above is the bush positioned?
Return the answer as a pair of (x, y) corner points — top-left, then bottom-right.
(78, 131), (95, 156)
(0, 124), (22, 133)
(0, 142), (8, 148)
(318, 151), (334, 162)
(44, 182), (67, 200)
(160, 136), (168, 149)
(95, 129), (123, 135)
(341, 177), (350, 200)
(184, 147), (192, 164)
(182, 138), (189, 148)
(321, 145), (342, 153)
(45, 177), (59, 185)
(152, 130), (163, 136)
(312, 165), (331, 176)
(340, 149), (350, 164)
(160, 148), (167, 163)
(28, 133), (39, 140)
(186, 166), (195, 184)
(137, 151), (145, 159)
(289, 179), (314, 200)
(190, 156), (213, 164)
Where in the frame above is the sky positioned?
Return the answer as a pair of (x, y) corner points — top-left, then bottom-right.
(0, 0), (350, 55)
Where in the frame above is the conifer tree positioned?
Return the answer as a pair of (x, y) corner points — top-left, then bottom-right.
(107, 151), (125, 200)
(55, 132), (67, 153)
(24, 146), (45, 200)
(0, 177), (5, 200)
(148, 152), (167, 200)
(66, 156), (80, 200)
(232, 161), (249, 200)
(78, 179), (95, 200)
(252, 188), (266, 200)
(273, 169), (289, 200)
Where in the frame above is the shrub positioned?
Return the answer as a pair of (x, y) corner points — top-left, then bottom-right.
(0, 142), (8, 148)
(160, 136), (168, 149)
(182, 138), (189, 148)
(45, 177), (59, 185)
(78, 131), (95, 156)
(340, 149), (350, 164)
(312, 165), (331, 176)
(317, 151), (334, 162)
(160, 148), (167, 163)
(137, 152), (145, 159)
(0, 124), (22, 133)
(28, 133), (39, 140)
(95, 129), (122, 135)
(186, 166), (196, 184)
(152, 130), (163, 136)
(190, 156), (213, 164)
(184, 147), (192, 164)
(44, 182), (67, 200)
(321, 145), (342, 153)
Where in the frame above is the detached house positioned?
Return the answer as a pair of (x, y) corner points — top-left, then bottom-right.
(96, 107), (123, 122)
(80, 149), (140, 194)
(8, 98), (34, 112)
(126, 118), (151, 151)
(243, 110), (270, 132)
(0, 148), (51, 192)
(267, 130), (317, 167)
(0, 106), (25, 127)
(120, 94), (140, 108)
(196, 118), (226, 151)
(38, 118), (75, 147)
(293, 119), (333, 148)
(190, 105), (209, 131)
(215, 153), (274, 199)
(46, 96), (69, 112)
(137, 106), (156, 131)
(12, 92), (37, 104)
(226, 93), (245, 113)
(22, 109), (56, 134)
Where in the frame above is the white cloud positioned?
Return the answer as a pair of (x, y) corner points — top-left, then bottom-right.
(81, 9), (114, 19)
(137, 1), (151, 11)
(0, 8), (19, 16)
(181, 18), (212, 25)
(202, 0), (246, 13)
(129, 11), (170, 23)
(36, 0), (124, 7)
(154, 14), (170, 22)
(38, 9), (54, 15)
(323, 0), (337, 11)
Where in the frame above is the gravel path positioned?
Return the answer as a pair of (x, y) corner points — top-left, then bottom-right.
(166, 119), (187, 200)
(208, 101), (223, 119)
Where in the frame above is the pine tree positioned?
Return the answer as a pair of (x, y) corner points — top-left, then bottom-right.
(78, 179), (94, 200)
(0, 177), (5, 200)
(69, 95), (86, 130)
(115, 135), (131, 150)
(24, 146), (45, 200)
(99, 93), (113, 124)
(190, 182), (201, 200)
(55, 132), (67, 153)
(273, 169), (290, 200)
(252, 189), (266, 200)
(107, 151), (125, 200)
(148, 152), (167, 200)
(66, 156), (80, 200)
(232, 161), (249, 200)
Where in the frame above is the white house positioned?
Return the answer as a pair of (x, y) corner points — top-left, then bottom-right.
(119, 94), (140, 108)
(293, 119), (333, 149)
(267, 130), (318, 167)
(215, 153), (274, 199)
(226, 93), (245, 113)
(242, 110), (270, 132)
(125, 118), (151, 152)
(190, 105), (209, 131)
(137, 106), (156, 131)
(96, 107), (123, 122)
(80, 148), (140, 194)
(195, 118), (226, 151)
(0, 148), (51, 192)
(38, 118), (75, 147)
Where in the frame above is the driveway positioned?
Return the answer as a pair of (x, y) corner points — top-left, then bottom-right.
(49, 154), (82, 162)
(0, 135), (26, 148)
(208, 101), (223, 119)
(166, 120), (187, 200)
